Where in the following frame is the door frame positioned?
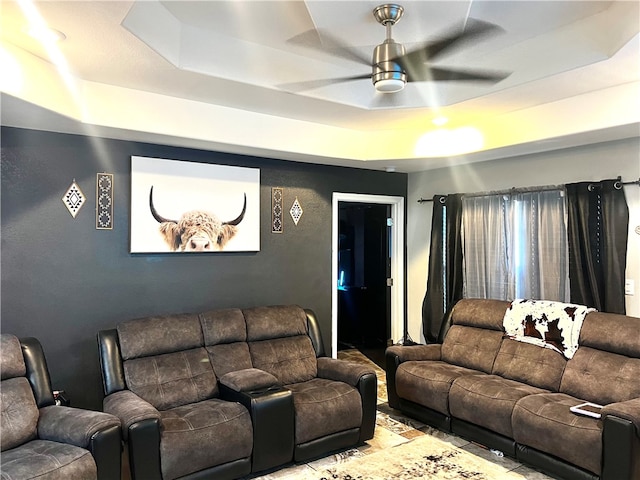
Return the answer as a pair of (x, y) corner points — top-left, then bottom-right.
(332, 192), (405, 357)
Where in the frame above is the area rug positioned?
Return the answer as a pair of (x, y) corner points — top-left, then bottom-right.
(267, 434), (531, 480)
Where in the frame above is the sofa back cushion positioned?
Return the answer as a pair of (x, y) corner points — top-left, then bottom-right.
(244, 305), (317, 384)
(0, 335), (38, 451)
(200, 309), (247, 345)
(1, 378), (39, 451)
(117, 313), (204, 359)
(492, 338), (567, 391)
(441, 325), (503, 373)
(560, 347), (640, 405)
(117, 314), (217, 410)
(441, 300), (507, 372)
(123, 347), (218, 410)
(244, 305), (308, 340)
(1, 334), (27, 380)
(249, 337), (317, 385)
(201, 308), (253, 377)
(451, 299), (510, 331)
(578, 312), (640, 358)
(559, 311), (640, 404)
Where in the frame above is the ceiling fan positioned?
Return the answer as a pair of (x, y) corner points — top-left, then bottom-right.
(281, 3), (510, 94)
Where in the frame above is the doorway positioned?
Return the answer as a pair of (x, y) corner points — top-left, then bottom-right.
(331, 193), (405, 364)
(337, 203), (390, 367)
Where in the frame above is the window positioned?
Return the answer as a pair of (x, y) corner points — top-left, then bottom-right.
(462, 189), (569, 302)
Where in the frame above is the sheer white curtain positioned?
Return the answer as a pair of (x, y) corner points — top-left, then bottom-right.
(462, 189), (569, 302)
(462, 195), (509, 299)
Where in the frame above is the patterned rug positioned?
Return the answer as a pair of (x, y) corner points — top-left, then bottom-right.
(259, 433), (541, 480)
(317, 436), (494, 479)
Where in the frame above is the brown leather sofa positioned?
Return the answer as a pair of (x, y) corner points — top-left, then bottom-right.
(386, 299), (640, 480)
(1, 334), (121, 480)
(98, 304), (377, 480)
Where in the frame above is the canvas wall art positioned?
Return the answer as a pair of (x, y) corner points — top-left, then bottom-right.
(130, 156), (260, 253)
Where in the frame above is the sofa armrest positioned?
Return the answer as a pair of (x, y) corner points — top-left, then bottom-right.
(315, 358), (377, 444)
(603, 397), (640, 433)
(38, 405), (120, 449)
(386, 344), (442, 362)
(601, 404), (640, 480)
(219, 368), (280, 393)
(385, 344), (441, 409)
(38, 405), (122, 480)
(103, 390), (160, 441)
(316, 357), (375, 386)
(104, 390), (161, 480)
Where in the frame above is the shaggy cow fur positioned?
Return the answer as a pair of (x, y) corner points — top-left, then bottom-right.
(159, 210), (238, 251)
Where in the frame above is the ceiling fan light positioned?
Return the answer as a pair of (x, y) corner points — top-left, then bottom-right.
(375, 78), (406, 93)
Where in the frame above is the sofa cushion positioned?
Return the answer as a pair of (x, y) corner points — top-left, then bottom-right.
(492, 338), (567, 391)
(1, 377), (39, 451)
(117, 313), (203, 360)
(200, 308), (247, 345)
(560, 346), (640, 405)
(123, 347), (217, 410)
(441, 325), (503, 373)
(512, 392), (603, 475)
(1, 334), (26, 380)
(0, 439), (97, 480)
(579, 312), (640, 358)
(287, 378), (362, 445)
(452, 298), (510, 330)
(206, 342), (253, 378)
(159, 398), (253, 480)
(249, 336), (317, 385)
(243, 305), (308, 341)
(395, 361), (481, 415)
(449, 374), (548, 438)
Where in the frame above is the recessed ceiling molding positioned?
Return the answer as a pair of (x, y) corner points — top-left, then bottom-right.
(121, 0), (182, 66)
(1, 1), (639, 173)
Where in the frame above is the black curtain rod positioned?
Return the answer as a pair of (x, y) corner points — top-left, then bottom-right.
(417, 177), (640, 204)
(620, 178), (640, 186)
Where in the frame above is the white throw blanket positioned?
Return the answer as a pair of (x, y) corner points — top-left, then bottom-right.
(503, 299), (596, 359)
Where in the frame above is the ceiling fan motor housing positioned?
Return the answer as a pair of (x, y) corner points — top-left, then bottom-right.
(372, 4), (406, 92)
(372, 39), (407, 92)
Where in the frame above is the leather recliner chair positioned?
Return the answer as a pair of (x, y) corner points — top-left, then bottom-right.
(0, 334), (122, 480)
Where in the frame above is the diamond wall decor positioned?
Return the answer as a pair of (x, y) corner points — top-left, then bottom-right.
(62, 179), (85, 218)
(96, 172), (114, 230)
(272, 187), (283, 233)
(290, 197), (303, 226)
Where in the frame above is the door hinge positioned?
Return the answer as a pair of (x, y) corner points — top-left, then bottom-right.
(386, 278), (394, 287)
(386, 217), (393, 227)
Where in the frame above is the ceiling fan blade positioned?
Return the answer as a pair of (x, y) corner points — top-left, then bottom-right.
(277, 73), (371, 92)
(394, 19), (504, 71)
(407, 66), (510, 83)
(287, 28), (371, 66)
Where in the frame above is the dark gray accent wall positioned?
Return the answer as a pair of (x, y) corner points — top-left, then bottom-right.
(1, 126), (407, 410)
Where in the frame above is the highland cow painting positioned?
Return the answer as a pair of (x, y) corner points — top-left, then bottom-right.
(130, 156), (260, 253)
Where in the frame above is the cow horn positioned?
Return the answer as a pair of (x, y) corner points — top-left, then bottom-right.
(149, 186), (177, 224)
(224, 193), (247, 226)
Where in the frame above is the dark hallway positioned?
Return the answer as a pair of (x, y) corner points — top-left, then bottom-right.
(337, 202), (391, 368)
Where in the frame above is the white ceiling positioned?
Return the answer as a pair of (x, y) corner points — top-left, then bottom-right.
(1, 0), (639, 172)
